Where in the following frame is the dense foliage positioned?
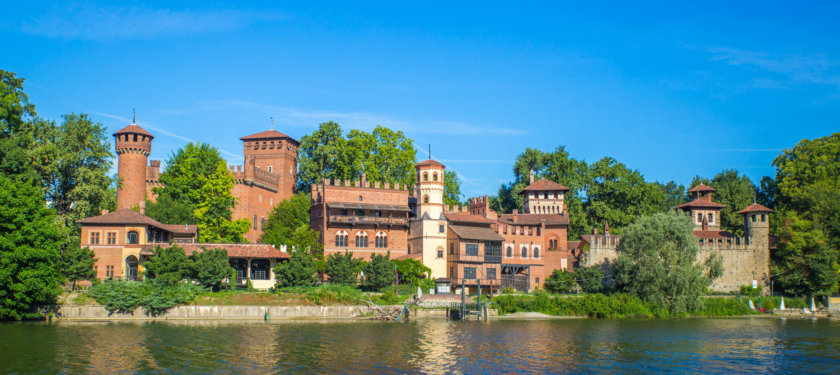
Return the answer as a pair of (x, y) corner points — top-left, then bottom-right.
(0, 175), (65, 320)
(59, 245), (97, 291)
(191, 248), (235, 291)
(325, 251), (363, 285)
(361, 253), (395, 291)
(143, 245), (194, 285)
(393, 258), (432, 288)
(274, 250), (318, 287)
(689, 170), (756, 236)
(149, 143), (249, 242)
(297, 122), (418, 192)
(260, 193), (311, 246)
(611, 211), (722, 314)
(443, 170), (465, 206)
(86, 279), (204, 315)
(544, 269), (576, 294)
(574, 265), (605, 294)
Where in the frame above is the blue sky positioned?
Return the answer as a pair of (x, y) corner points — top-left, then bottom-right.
(3, 1), (839, 197)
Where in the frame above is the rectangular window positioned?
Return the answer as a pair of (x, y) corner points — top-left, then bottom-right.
(90, 232), (100, 245)
(709, 213), (714, 224)
(437, 250), (444, 259)
(106, 232), (117, 245)
(487, 268), (496, 280)
(537, 227), (541, 236)
(439, 224), (445, 233)
(464, 267), (476, 279)
(698, 213), (703, 222)
(450, 267), (454, 277)
(465, 243), (479, 256)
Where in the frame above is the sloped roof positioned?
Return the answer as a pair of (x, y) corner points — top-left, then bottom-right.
(674, 199), (727, 209)
(78, 209), (196, 234)
(145, 243), (290, 259)
(498, 214), (570, 226)
(688, 183), (716, 193)
(519, 178), (569, 193)
(396, 252), (423, 260)
(567, 241), (581, 251)
(738, 203), (773, 214)
(444, 211), (495, 224)
(239, 130), (299, 144)
(113, 124), (153, 138)
(448, 225), (505, 242)
(416, 159), (445, 168)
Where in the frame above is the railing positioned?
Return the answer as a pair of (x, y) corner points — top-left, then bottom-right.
(328, 215), (407, 226)
(451, 252), (502, 263)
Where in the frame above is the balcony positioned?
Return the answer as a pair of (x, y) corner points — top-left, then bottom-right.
(328, 215), (408, 227)
(452, 252), (502, 264)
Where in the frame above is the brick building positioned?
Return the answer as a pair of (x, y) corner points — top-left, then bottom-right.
(113, 122), (298, 242)
(309, 173), (411, 260)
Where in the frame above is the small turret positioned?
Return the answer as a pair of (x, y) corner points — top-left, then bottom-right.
(739, 203), (773, 245)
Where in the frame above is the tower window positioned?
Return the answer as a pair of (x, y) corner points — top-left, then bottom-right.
(133, 134), (138, 142)
(253, 215), (257, 230)
(439, 224), (445, 233)
(423, 195), (429, 203)
(752, 214), (757, 222)
(423, 172), (428, 181)
(521, 246), (528, 258)
(260, 217), (266, 230)
(506, 246), (512, 257)
(761, 214), (766, 222)
(433, 173), (438, 181)
(268, 166), (272, 172)
(355, 232), (368, 248)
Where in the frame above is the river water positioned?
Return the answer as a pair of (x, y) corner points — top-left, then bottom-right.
(1, 317), (839, 374)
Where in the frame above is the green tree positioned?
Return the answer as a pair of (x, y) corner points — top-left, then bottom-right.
(575, 265), (604, 294)
(690, 170), (756, 236)
(772, 211), (840, 296)
(361, 253), (395, 291)
(287, 226), (325, 259)
(654, 180), (687, 211)
(274, 250), (318, 287)
(394, 258), (432, 287)
(443, 170), (465, 207)
(193, 162), (250, 243)
(0, 70), (38, 178)
(260, 193), (311, 246)
(0, 175), (64, 320)
(143, 245), (193, 285)
(611, 211), (722, 314)
(59, 245), (97, 291)
(30, 113), (115, 246)
(584, 157), (667, 235)
(296, 121), (348, 192)
(191, 248), (235, 291)
(544, 269), (576, 294)
(145, 195), (194, 225)
(325, 251), (362, 285)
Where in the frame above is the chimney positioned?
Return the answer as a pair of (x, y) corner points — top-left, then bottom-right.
(604, 221), (610, 236)
(360, 172), (367, 186)
(529, 169), (535, 184)
(139, 201), (146, 215)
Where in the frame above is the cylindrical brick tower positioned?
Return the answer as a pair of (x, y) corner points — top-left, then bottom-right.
(114, 124), (154, 210)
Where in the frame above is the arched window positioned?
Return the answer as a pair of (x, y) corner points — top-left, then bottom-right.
(375, 232), (387, 248)
(253, 215), (258, 230)
(521, 246), (528, 258)
(433, 173), (438, 181)
(125, 255), (139, 281)
(549, 238), (557, 250)
(127, 231), (139, 245)
(260, 217), (266, 230)
(268, 166), (273, 172)
(506, 246), (513, 258)
(335, 230), (348, 247)
(423, 172), (428, 181)
(356, 231), (368, 248)
(423, 195), (429, 203)
(533, 247), (540, 259)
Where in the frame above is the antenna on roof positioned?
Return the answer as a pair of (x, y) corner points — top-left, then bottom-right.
(270, 117), (274, 130)
(429, 144), (431, 160)
(132, 108), (136, 124)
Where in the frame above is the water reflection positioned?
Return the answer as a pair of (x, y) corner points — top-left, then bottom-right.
(2, 318), (840, 374)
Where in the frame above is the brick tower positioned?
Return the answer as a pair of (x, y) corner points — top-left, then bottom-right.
(408, 159), (448, 278)
(114, 123), (153, 210)
(239, 130), (299, 200)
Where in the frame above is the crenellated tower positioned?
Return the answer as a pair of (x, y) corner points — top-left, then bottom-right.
(114, 123), (154, 210)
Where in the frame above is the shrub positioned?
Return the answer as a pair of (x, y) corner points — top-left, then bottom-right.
(739, 285), (763, 297)
(544, 270), (575, 294)
(325, 252), (362, 285)
(191, 248), (235, 291)
(304, 284), (362, 305)
(575, 265), (605, 294)
(274, 250), (317, 287)
(144, 245), (194, 285)
(86, 279), (203, 315)
(361, 253), (395, 291)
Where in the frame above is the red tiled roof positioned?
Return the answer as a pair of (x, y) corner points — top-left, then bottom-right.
(567, 241), (581, 251)
(449, 225), (506, 242)
(416, 159), (445, 168)
(239, 130), (299, 143)
(738, 203), (773, 214)
(674, 199), (727, 209)
(444, 211), (495, 224)
(519, 178), (569, 193)
(113, 124), (153, 138)
(688, 183), (716, 193)
(78, 209), (197, 235)
(396, 252), (423, 260)
(498, 214), (570, 226)
(693, 230), (735, 239)
(145, 243), (290, 259)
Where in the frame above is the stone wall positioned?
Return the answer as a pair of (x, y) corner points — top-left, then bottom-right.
(55, 305), (392, 321)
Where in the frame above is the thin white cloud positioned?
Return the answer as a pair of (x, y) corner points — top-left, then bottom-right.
(196, 99), (530, 136)
(19, 4), (286, 40)
(700, 46), (840, 87)
(93, 112), (243, 161)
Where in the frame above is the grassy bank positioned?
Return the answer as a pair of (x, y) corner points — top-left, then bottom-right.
(492, 292), (775, 318)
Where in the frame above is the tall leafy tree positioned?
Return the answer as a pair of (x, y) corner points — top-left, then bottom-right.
(772, 211), (839, 296)
(575, 265), (605, 294)
(443, 170), (465, 207)
(690, 170), (756, 236)
(584, 157), (666, 235)
(296, 121), (348, 192)
(193, 162), (250, 243)
(544, 269), (576, 294)
(0, 70), (38, 178)
(59, 245), (97, 291)
(143, 245), (194, 285)
(393, 258), (431, 287)
(611, 211), (722, 314)
(654, 180), (687, 211)
(274, 249), (318, 287)
(0, 175), (64, 320)
(260, 193), (311, 246)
